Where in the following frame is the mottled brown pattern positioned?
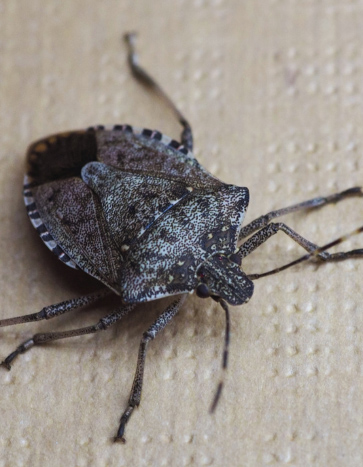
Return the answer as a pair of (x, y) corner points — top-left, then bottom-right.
(26, 127), (250, 304)
(96, 129), (222, 189)
(121, 186), (249, 302)
(81, 161), (192, 250)
(32, 177), (121, 291)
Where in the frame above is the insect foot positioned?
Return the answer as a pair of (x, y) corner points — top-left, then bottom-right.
(1, 339), (35, 370)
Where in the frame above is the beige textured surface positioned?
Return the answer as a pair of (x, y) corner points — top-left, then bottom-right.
(1, 1), (363, 466)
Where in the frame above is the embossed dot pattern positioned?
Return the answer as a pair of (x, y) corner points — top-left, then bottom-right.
(1, 1), (363, 466)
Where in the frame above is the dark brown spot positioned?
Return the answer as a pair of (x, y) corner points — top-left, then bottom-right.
(26, 130), (98, 186)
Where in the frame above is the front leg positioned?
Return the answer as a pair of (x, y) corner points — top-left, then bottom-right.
(237, 222), (363, 277)
(238, 222), (329, 261)
(239, 187), (363, 240)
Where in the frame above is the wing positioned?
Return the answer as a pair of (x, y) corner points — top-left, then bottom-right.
(95, 126), (222, 189)
(30, 176), (122, 292)
(80, 161), (193, 252)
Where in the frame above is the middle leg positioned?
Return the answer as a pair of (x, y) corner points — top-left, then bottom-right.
(115, 295), (187, 443)
(237, 222), (363, 263)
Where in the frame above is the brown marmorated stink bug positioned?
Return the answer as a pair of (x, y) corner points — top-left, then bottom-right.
(1, 33), (363, 443)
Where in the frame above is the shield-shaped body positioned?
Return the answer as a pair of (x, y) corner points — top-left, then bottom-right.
(24, 125), (250, 303)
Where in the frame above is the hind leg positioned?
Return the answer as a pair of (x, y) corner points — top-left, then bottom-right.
(0, 288), (111, 328)
(1, 303), (134, 369)
(124, 32), (193, 151)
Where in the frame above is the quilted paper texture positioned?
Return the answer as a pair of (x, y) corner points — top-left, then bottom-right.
(0, 1), (363, 466)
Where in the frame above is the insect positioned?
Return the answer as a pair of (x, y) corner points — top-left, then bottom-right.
(1, 32), (363, 443)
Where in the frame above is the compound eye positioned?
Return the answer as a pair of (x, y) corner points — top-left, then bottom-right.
(196, 283), (210, 299)
(229, 253), (242, 266)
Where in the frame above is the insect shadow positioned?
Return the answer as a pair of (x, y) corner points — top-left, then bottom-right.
(1, 32), (363, 443)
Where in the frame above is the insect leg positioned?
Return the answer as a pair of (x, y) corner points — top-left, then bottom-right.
(239, 187), (363, 240)
(115, 295), (186, 443)
(1, 303), (135, 370)
(238, 221), (363, 262)
(248, 225), (363, 280)
(0, 288), (111, 328)
(124, 32), (194, 152)
(238, 222), (328, 261)
(238, 221), (363, 278)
